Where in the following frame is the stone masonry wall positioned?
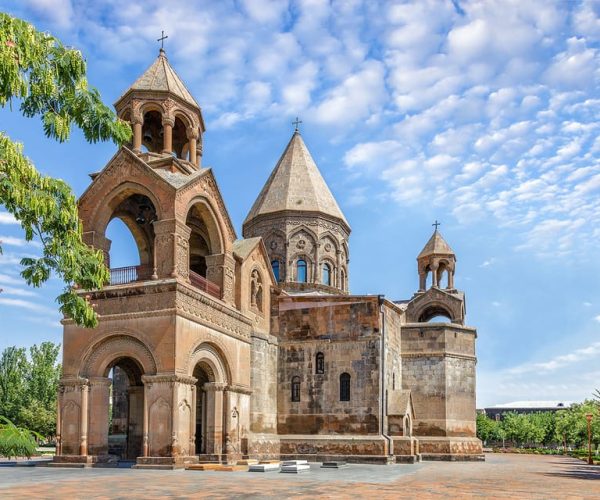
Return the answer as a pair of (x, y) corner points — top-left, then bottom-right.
(275, 296), (382, 436)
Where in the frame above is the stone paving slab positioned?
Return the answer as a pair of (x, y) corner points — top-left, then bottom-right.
(0, 454), (598, 499)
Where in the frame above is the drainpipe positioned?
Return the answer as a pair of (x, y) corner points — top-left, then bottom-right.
(378, 294), (393, 459)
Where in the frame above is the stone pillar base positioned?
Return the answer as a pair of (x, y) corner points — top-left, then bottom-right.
(417, 436), (485, 461)
(49, 454), (118, 468)
(133, 455), (199, 470)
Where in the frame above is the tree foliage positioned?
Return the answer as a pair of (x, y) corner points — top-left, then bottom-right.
(0, 342), (61, 439)
(0, 416), (41, 459)
(478, 401), (600, 449)
(0, 13), (131, 327)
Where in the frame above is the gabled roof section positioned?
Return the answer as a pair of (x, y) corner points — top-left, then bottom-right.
(388, 390), (415, 418)
(233, 237), (263, 260)
(418, 230), (455, 259)
(119, 49), (199, 109)
(244, 131), (349, 227)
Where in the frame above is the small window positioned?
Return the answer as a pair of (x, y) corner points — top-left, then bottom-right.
(340, 268), (346, 291)
(291, 376), (301, 402)
(316, 352), (324, 374)
(271, 260), (280, 282)
(340, 372), (350, 401)
(392, 372), (396, 390)
(322, 263), (331, 286)
(297, 259), (307, 283)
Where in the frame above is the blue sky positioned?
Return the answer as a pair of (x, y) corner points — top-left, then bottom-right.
(0, 0), (599, 407)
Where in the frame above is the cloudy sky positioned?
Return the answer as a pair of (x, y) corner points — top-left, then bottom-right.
(0, 0), (599, 407)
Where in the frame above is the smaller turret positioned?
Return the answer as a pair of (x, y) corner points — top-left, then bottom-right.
(417, 222), (456, 292)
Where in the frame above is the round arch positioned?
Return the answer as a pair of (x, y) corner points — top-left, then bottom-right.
(417, 304), (454, 323)
(288, 225), (318, 246)
(79, 334), (158, 379)
(186, 342), (231, 384)
(185, 197), (226, 255)
(95, 182), (164, 235)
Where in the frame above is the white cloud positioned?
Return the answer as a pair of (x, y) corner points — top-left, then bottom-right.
(595, 315), (600, 323)
(508, 341), (600, 374)
(0, 212), (18, 225)
(0, 297), (57, 315)
(0, 236), (41, 248)
(24, 0), (73, 28)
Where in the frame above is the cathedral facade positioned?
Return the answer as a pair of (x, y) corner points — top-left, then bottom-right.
(53, 50), (483, 468)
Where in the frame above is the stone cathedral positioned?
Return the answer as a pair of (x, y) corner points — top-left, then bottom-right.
(54, 50), (483, 468)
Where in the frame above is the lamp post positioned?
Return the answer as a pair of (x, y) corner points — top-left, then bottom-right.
(586, 413), (593, 465)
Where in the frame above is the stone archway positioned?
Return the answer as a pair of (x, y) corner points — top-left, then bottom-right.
(78, 335), (157, 459)
(187, 343), (230, 458)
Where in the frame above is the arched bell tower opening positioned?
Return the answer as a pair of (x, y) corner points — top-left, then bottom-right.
(104, 192), (157, 284)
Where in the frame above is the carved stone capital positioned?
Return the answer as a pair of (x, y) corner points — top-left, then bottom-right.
(203, 382), (227, 392)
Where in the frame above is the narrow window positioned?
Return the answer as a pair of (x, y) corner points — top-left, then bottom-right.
(316, 352), (324, 374)
(271, 260), (280, 282)
(393, 373), (396, 390)
(340, 268), (346, 291)
(291, 376), (301, 402)
(340, 372), (351, 401)
(322, 263), (331, 286)
(297, 259), (307, 283)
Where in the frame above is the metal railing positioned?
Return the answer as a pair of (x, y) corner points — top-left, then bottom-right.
(189, 270), (221, 299)
(109, 265), (152, 285)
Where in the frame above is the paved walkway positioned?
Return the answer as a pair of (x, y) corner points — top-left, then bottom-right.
(0, 453), (598, 499)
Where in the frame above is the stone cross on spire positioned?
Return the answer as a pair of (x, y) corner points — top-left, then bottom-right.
(432, 220), (441, 230)
(157, 30), (168, 51)
(292, 116), (302, 131)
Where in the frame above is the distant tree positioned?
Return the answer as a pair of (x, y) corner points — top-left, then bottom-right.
(0, 13), (131, 327)
(476, 413), (497, 444)
(0, 342), (61, 438)
(0, 346), (28, 422)
(26, 342), (60, 409)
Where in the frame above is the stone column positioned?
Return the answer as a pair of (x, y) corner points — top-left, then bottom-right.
(142, 382), (149, 457)
(448, 269), (455, 289)
(431, 262), (439, 288)
(162, 117), (174, 154)
(205, 253), (236, 305)
(82, 231), (111, 269)
(187, 128), (199, 166)
(87, 377), (111, 456)
(79, 381), (89, 456)
(190, 383), (197, 455)
(171, 380), (179, 456)
(418, 272), (426, 292)
(204, 382), (226, 456)
(152, 219), (191, 280)
(132, 118), (143, 153)
(196, 138), (202, 167)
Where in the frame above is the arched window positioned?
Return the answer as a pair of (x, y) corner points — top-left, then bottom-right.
(271, 260), (280, 282)
(322, 263), (331, 286)
(297, 259), (307, 283)
(340, 372), (351, 401)
(315, 352), (324, 374)
(291, 376), (301, 402)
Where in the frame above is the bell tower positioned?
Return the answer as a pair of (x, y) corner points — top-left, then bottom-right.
(416, 222), (456, 292)
(114, 48), (205, 168)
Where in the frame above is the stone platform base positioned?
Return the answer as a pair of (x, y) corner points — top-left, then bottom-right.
(417, 437), (485, 461)
(280, 454), (395, 464)
(49, 455), (118, 468)
(133, 455), (199, 470)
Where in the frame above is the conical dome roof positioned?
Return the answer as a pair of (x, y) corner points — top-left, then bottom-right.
(117, 49), (199, 109)
(418, 229), (455, 259)
(244, 131), (348, 227)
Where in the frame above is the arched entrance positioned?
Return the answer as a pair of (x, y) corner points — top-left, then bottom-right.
(193, 364), (211, 455)
(107, 357), (144, 460)
(188, 344), (230, 458)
